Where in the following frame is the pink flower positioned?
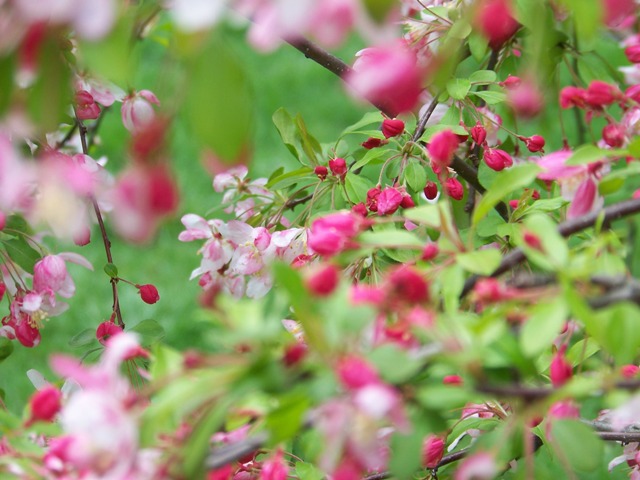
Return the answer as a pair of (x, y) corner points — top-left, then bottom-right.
(308, 212), (362, 256)
(560, 86), (587, 109)
(96, 321), (123, 345)
(260, 449), (288, 480)
(602, 123), (626, 148)
(421, 243), (439, 261)
(381, 118), (405, 138)
(348, 43), (424, 116)
(567, 177), (598, 219)
(549, 345), (572, 387)
(474, 0), (520, 50)
(626, 45), (640, 63)
(621, 365), (640, 378)
(75, 90), (101, 120)
(337, 356), (380, 390)
(585, 81), (620, 108)
(547, 400), (580, 421)
(329, 157), (348, 178)
(483, 148), (513, 171)
(121, 90), (160, 132)
(377, 187), (403, 215)
(386, 265), (430, 304)
(305, 264), (340, 297)
(28, 385), (62, 425)
(33, 255), (72, 297)
(428, 129), (460, 167)
(524, 135), (546, 153)
(422, 435), (445, 468)
(455, 452), (498, 480)
(507, 79), (543, 118)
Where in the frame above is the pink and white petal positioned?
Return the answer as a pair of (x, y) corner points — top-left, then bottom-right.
(22, 292), (42, 313)
(58, 252), (94, 270)
(220, 220), (254, 246)
(567, 177), (598, 219)
(246, 273), (273, 299)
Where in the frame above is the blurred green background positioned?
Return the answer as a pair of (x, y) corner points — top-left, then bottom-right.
(0, 26), (368, 412)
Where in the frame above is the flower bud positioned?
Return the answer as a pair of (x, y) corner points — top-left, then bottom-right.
(96, 320), (123, 345)
(443, 375), (463, 385)
(351, 202), (368, 217)
(428, 130), (460, 167)
(138, 284), (160, 304)
(500, 76), (521, 90)
(382, 118), (405, 138)
(377, 187), (403, 215)
(314, 165), (328, 181)
(0, 211), (6, 231)
(559, 86), (587, 109)
(549, 345), (572, 387)
(361, 137), (386, 149)
(328, 157), (348, 178)
(625, 84), (640, 102)
(507, 80), (543, 118)
(260, 449), (288, 480)
(337, 356), (380, 390)
(585, 81), (619, 108)
(470, 124), (487, 146)
(75, 90), (101, 120)
(602, 123), (626, 148)
(387, 265), (430, 304)
(422, 435), (445, 469)
(283, 343), (308, 367)
(366, 186), (382, 212)
(523, 231), (543, 251)
(421, 243), (439, 261)
(400, 194), (415, 209)
(474, 0), (520, 50)
(305, 264), (340, 297)
(423, 181), (438, 200)
(121, 89), (160, 132)
(621, 364), (640, 378)
(626, 45), (640, 63)
(28, 386), (62, 424)
(524, 135), (545, 153)
(445, 177), (464, 200)
(484, 148), (512, 171)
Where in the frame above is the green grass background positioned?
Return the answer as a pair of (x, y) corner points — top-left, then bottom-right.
(0, 28), (368, 412)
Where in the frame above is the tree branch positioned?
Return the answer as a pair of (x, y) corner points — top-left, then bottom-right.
(461, 198), (640, 297)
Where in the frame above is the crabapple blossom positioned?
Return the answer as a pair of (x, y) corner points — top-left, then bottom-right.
(376, 187), (403, 215)
(483, 148), (513, 171)
(329, 157), (348, 178)
(422, 435), (445, 468)
(473, 0), (519, 50)
(121, 90), (160, 132)
(305, 264), (340, 297)
(549, 345), (573, 387)
(74, 90), (101, 120)
(213, 165), (273, 221)
(445, 177), (464, 200)
(307, 211), (363, 256)
(423, 181), (438, 200)
(427, 129), (460, 167)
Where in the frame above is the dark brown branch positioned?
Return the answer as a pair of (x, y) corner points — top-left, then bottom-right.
(284, 192), (314, 210)
(205, 432), (268, 469)
(412, 96), (440, 142)
(461, 198), (640, 297)
(75, 114), (125, 327)
(476, 379), (640, 401)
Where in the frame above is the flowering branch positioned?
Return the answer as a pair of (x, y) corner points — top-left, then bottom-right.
(461, 198), (640, 297)
(76, 114), (125, 327)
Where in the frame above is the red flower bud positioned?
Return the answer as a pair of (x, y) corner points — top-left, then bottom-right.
(445, 177), (464, 200)
(585, 81), (619, 108)
(559, 86), (587, 109)
(306, 264), (340, 297)
(621, 364), (640, 378)
(387, 265), (430, 304)
(314, 165), (328, 180)
(549, 345), (572, 387)
(474, 0), (520, 50)
(423, 181), (438, 200)
(524, 135), (545, 153)
(443, 375), (463, 385)
(329, 157), (348, 178)
(500, 76), (521, 90)
(523, 231), (543, 251)
(366, 186), (382, 212)
(428, 130), (460, 167)
(351, 202), (368, 217)
(626, 45), (640, 63)
(75, 90), (101, 120)
(509, 199), (519, 209)
(602, 123), (626, 148)
(421, 243), (439, 261)
(138, 284), (160, 304)
(422, 435), (445, 469)
(377, 187), (403, 215)
(484, 148), (512, 171)
(626, 84), (640, 102)
(96, 320), (123, 345)
(361, 137), (385, 149)
(470, 124), (487, 146)
(0, 211), (5, 231)
(400, 194), (415, 209)
(283, 343), (308, 367)
(28, 386), (62, 425)
(381, 118), (405, 138)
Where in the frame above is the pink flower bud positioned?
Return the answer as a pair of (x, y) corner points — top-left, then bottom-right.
(621, 364), (640, 378)
(602, 123), (626, 148)
(547, 400), (579, 420)
(509, 199), (519, 209)
(96, 320), (123, 345)
(351, 202), (368, 217)
(549, 345), (572, 387)
(361, 137), (385, 149)
(474, 0), (520, 50)
(524, 135), (546, 153)
(308, 212), (362, 256)
(443, 375), (463, 385)
(28, 386), (62, 424)
(75, 90), (101, 120)
(33, 255), (69, 294)
(523, 231), (543, 251)
(260, 449), (288, 480)
(428, 130), (460, 167)
(567, 177), (597, 219)
(337, 356), (380, 390)
(73, 226), (91, 246)
(559, 86), (587, 109)
(626, 45), (640, 63)
(305, 264), (340, 297)
(445, 177), (464, 200)
(585, 81), (619, 108)
(387, 265), (430, 304)
(377, 187), (403, 215)
(121, 89), (160, 132)
(484, 148), (512, 171)
(423, 181), (438, 200)
(422, 435), (445, 469)
(0, 211), (6, 231)
(328, 157), (348, 178)
(314, 165), (328, 181)
(401, 194), (415, 209)
(473, 278), (509, 304)
(500, 76), (521, 90)
(283, 342), (307, 367)
(625, 84), (640, 102)
(470, 124), (487, 146)
(421, 243), (439, 261)
(507, 80), (543, 118)
(0, 282), (5, 303)
(382, 118), (405, 138)
(138, 284), (160, 304)
(366, 186), (382, 212)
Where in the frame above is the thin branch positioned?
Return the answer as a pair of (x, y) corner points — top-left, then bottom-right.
(412, 96), (440, 142)
(461, 198), (640, 297)
(75, 114), (125, 327)
(205, 432), (269, 469)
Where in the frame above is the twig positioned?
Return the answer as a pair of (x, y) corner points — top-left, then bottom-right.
(75, 114), (125, 327)
(205, 432), (269, 469)
(412, 96), (440, 142)
(461, 198), (640, 297)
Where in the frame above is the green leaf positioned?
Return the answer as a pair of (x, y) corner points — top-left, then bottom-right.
(264, 392), (310, 444)
(184, 37), (252, 162)
(628, 136), (640, 158)
(447, 78), (472, 100)
(598, 176), (624, 195)
(565, 144), (626, 166)
(295, 114), (323, 165)
(2, 237), (41, 272)
(103, 263), (118, 278)
(456, 249), (502, 275)
(341, 111), (383, 136)
(358, 230), (424, 248)
(0, 338), (13, 363)
(368, 345), (421, 383)
(402, 205), (441, 228)
(129, 319), (165, 346)
(351, 147), (388, 171)
(272, 108), (301, 161)
(520, 297), (568, 357)
(472, 90), (507, 105)
(440, 264), (464, 314)
(521, 215), (569, 269)
(561, 0), (602, 45)
(549, 420), (604, 472)
(0, 54), (14, 114)
(472, 164), (541, 225)
(362, 0), (396, 22)
(266, 168), (314, 190)
(468, 32), (489, 62)
(389, 409), (435, 479)
(448, 19), (472, 39)
(344, 173), (373, 204)
(403, 162), (427, 192)
(470, 70), (497, 84)
(593, 303), (640, 364)
(68, 328), (97, 348)
(295, 463), (323, 480)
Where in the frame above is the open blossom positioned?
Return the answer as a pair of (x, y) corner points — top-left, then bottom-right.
(213, 165), (273, 221)
(75, 90), (101, 120)
(308, 211), (364, 256)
